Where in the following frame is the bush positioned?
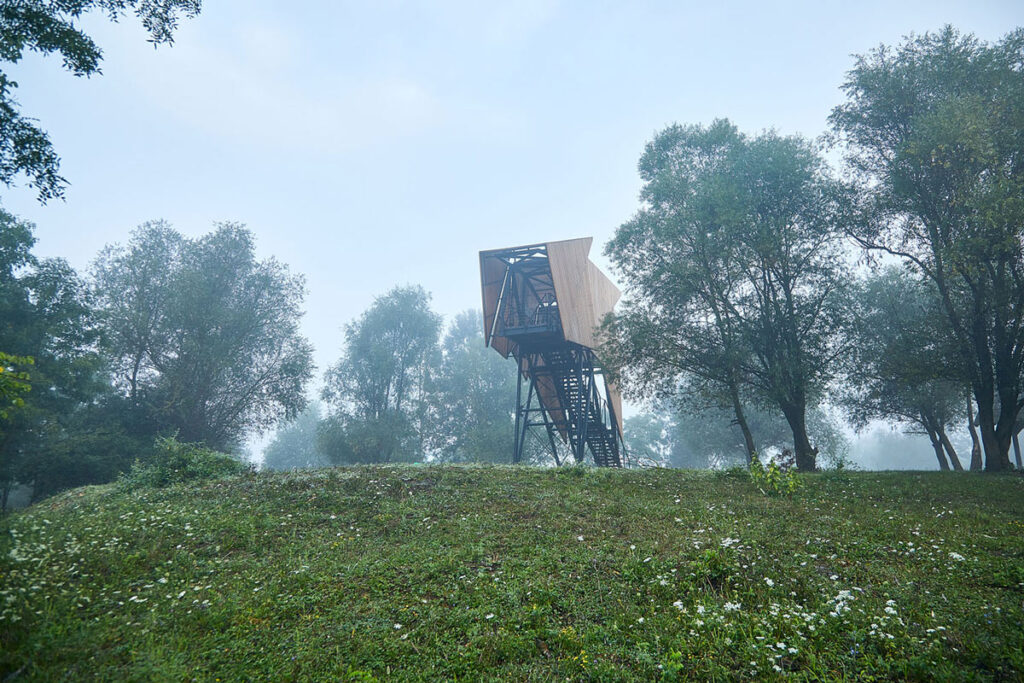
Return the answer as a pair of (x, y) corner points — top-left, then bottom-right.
(119, 436), (250, 490)
(749, 454), (800, 497)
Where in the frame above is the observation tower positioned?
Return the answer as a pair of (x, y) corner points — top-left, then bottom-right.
(479, 238), (624, 467)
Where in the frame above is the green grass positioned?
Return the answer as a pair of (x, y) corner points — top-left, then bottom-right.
(2, 466), (1023, 681)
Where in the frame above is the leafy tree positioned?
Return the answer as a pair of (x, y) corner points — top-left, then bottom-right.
(0, 208), (110, 506)
(0, 0), (201, 201)
(606, 119), (852, 471)
(830, 27), (1024, 471)
(92, 221), (315, 451)
(320, 285), (441, 464)
(262, 402), (327, 471)
(841, 267), (966, 471)
(428, 310), (515, 463)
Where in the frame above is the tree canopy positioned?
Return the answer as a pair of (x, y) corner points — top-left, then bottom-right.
(830, 27), (1024, 471)
(0, 0), (201, 202)
(320, 285), (441, 464)
(605, 119), (852, 470)
(92, 221), (315, 451)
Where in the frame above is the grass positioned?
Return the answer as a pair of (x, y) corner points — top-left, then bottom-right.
(1, 466), (1023, 681)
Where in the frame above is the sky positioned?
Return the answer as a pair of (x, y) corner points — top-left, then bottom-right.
(3, 1), (1022, 464)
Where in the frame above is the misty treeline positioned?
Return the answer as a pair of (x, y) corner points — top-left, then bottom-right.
(0, 213), (540, 505)
(268, 291), (525, 471)
(603, 27), (1024, 473)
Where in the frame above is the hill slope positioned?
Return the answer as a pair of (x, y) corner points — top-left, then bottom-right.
(2, 467), (1023, 681)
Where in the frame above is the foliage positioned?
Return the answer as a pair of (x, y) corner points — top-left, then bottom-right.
(428, 310), (515, 463)
(0, 0), (201, 201)
(0, 209), (108, 506)
(118, 435), (249, 490)
(749, 454), (801, 497)
(1, 467), (1022, 679)
(605, 119), (853, 471)
(841, 267), (967, 471)
(91, 221), (315, 451)
(261, 402), (327, 471)
(317, 412), (420, 466)
(0, 351), (31, 420)
(830, 27), (1024, 471)
(321, 286), (441, 464)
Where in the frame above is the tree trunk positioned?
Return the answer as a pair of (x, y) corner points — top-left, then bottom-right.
(1014, 433), (1023, 470)
(927, 427), (950, 471)
(728, 382), (757, 464)
(937, 428), (964, 472)
(975, 390), (1012, 471)
(967, 396), (983, 471)
(780, 401), (817, 472)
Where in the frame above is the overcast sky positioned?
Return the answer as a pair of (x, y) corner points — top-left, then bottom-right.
(4, 2), (1022, 455)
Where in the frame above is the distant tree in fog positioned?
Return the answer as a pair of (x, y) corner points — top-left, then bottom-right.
(320, 285), (441, 464)
(92, 222), (315, 451)
(428, 310), (516, 463)
(262, 402), (326, 471)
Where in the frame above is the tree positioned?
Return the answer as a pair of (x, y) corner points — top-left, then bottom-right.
(320, 285), (441, 464)
(830, 27), (1024, 471)
(841, 267), (966, 471)
(262, 402), (327, 471)
(92, 221), (315, 451)
(0, 208), (111, 506)
(606, 119), (852, 471)
(428, 310), (516, 463)
(0, 0), (201, 201)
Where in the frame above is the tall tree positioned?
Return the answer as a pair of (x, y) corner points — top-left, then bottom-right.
(841, 267), (966, 471)
(606, 119), (852, 471)
(320, 285), (441, 464)
(428, 310), (516, 463)
(830, 27), (1024, 471)
(0, 209), (112, 506)
(92, 221), (315, 451)
(0, 0), (201, 201)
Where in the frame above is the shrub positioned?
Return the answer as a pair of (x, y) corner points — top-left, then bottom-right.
(749, 454), (800, 497)
(119, 436), (250, 490)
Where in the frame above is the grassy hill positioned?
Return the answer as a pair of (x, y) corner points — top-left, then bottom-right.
(2, 466), (1023, 681)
